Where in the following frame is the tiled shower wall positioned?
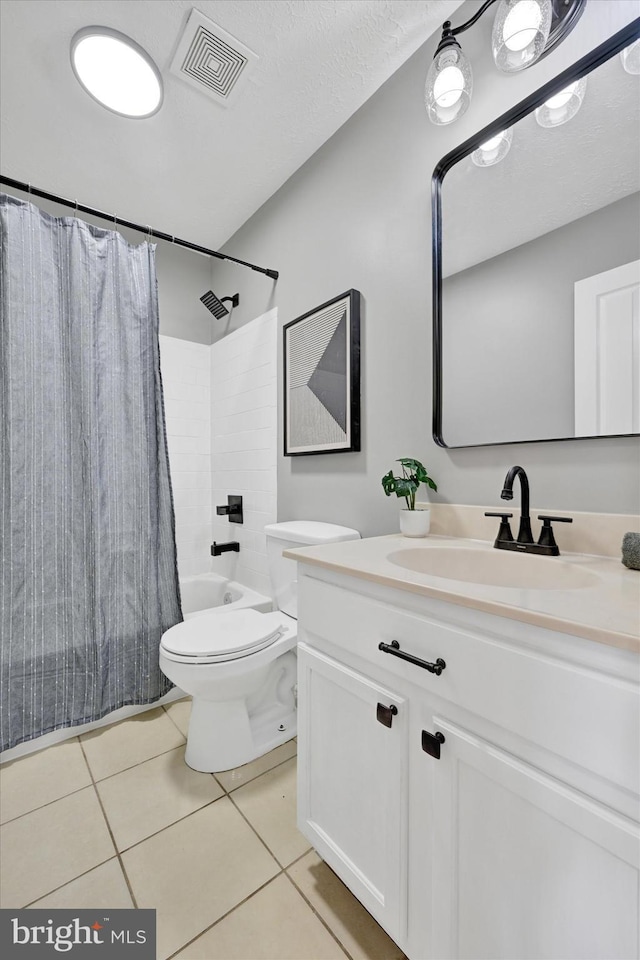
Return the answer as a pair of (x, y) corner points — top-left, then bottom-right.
(159, 336), (212, 578)
(211, 309), (278, 596)
(159, 309), (277, 593)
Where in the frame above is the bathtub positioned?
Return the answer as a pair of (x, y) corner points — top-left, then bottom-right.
(181, 572), (272, 619)
(1, 573), (272, 763)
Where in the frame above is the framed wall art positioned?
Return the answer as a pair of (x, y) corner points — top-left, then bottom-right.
(283, 289), (361, 456)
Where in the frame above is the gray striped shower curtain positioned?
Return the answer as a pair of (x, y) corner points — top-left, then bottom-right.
(0, 193), (182, 752)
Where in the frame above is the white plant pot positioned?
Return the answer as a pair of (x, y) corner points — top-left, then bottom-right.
(399, 508), (431, 538)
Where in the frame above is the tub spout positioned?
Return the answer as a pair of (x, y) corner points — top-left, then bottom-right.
(211, 541), (240, 556)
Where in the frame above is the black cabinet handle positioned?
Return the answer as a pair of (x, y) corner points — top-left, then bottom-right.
(376, 703), (398, 728)
(422, 730), (445, 759)
(378, 640), (446, 676)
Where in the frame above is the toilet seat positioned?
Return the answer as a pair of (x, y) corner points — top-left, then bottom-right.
(160, 609), (289, 663)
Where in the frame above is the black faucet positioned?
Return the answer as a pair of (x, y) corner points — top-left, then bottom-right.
(211, 541), (240, 557)
(485, 466), (572, 556)
(501, 465), (533, 544)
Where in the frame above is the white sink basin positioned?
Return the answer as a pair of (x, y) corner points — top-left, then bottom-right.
(387, 546), (599, 591)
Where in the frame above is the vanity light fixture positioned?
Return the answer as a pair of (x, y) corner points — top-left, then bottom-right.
(471, 128), (513, 166)
(70, 27), (163, 118)
(620, 39), (640, 74)
(535, 75), (587, 127)
(425, 0), (586, 125)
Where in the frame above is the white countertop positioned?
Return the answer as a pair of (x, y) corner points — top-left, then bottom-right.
(285, 535), (640, 653)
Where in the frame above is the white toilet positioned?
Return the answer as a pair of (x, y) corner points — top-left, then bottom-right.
(159, 521), (360, 772)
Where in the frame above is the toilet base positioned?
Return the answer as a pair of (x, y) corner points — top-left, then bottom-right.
(185, 699), (297, 772)
(184, 650), (298, 772)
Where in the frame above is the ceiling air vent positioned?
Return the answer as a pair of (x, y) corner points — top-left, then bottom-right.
(170, 9), (258, 106)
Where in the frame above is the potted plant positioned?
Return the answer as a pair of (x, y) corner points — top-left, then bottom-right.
(381, 458), (438, 537)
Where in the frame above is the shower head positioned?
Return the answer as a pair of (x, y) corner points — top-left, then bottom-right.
(200, 290), (239, 319)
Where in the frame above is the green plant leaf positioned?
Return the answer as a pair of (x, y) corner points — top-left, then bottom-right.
(398, 458), (423, 473)
(381, 470), (397, 497)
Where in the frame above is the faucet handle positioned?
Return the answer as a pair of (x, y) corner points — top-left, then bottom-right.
(484, 512), (514, 544)
(537, 515), (572, 552)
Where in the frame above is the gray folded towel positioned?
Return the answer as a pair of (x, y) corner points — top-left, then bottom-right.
(621, 532), (640, 570)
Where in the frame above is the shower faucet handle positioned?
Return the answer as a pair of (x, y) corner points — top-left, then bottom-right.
(215, 495), (243, 524)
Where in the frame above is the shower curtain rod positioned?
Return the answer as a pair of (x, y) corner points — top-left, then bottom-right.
(0, 175), (279, 280)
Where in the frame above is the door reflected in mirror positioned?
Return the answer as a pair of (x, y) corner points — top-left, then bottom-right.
(433, 24), (640, 448)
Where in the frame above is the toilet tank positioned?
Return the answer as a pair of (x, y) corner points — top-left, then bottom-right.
(265, 521), (360, 618)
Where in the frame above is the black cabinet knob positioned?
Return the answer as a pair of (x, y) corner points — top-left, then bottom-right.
(376, 703), (398, 728)
(422, 730), (445, 759)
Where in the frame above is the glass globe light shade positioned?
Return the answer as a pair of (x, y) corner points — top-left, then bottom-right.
(425, 42), (473, 125)
(71, 27), (163, 118)
(492, 0), (553, 73)
(620, 39), (640, 75)
(471, 128), (514, 167)
(535, 76), (587, 127)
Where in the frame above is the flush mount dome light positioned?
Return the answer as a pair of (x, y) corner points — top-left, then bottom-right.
(70, 27), (163, 118)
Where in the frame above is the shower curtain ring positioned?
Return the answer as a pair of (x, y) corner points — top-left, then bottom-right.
(27, 182), (31, 196)
(146, 224), (152, 242)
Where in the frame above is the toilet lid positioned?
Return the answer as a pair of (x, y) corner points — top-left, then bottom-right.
(161, 609), (285, 658)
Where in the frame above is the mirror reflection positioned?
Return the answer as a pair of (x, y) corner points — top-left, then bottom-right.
(438, 41), (640, 447)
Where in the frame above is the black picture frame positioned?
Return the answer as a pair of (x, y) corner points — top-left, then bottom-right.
(431, 18), (640, 449)
(283, 289), (361, 456)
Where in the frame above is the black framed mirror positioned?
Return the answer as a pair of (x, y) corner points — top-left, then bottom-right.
(432, 19), (640, 449)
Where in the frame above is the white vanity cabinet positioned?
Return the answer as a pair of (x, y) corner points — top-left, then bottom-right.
(295, 566), (640, 960)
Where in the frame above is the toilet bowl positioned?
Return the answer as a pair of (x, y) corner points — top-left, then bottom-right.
(159, 521), (360, 772)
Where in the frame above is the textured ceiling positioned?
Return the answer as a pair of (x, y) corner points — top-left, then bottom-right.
(0, 0), (463, 249)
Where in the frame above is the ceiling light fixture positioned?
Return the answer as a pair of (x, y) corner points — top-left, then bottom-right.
(70, 27), (163, 118)
(425, 0), (586, 125)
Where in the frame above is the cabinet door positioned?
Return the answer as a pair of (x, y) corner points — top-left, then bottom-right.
(297, 642), (409, 944)
(427, 717), (640, 960)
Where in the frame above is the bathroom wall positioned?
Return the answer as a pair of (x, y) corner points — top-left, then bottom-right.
(210, 310), (278, 596)
(209, 0), (640, 536)
(159, 335), (212, 578)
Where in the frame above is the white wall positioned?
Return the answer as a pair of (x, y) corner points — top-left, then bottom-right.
(211, 310), (278, 596)
(159, 335), (212, 578)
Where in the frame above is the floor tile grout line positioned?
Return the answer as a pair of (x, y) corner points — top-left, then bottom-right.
(226, 783), (306, 871)
(219, 748), (298, 796)
(0, 778), (94, 826)
(112, 791), (227, 856)
(164, 870), (286, 960)
(161, 701), (190, 739)
(104, 751), (302, 857)
(19, 855), (117, 909)
(78, 739), (140, 910)
(282, 870), (354, 960)
(83, 741), (187, 786)
(1, 739), (196, 826)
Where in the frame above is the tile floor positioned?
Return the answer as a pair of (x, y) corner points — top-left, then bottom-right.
(0, 701), (406, 960)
